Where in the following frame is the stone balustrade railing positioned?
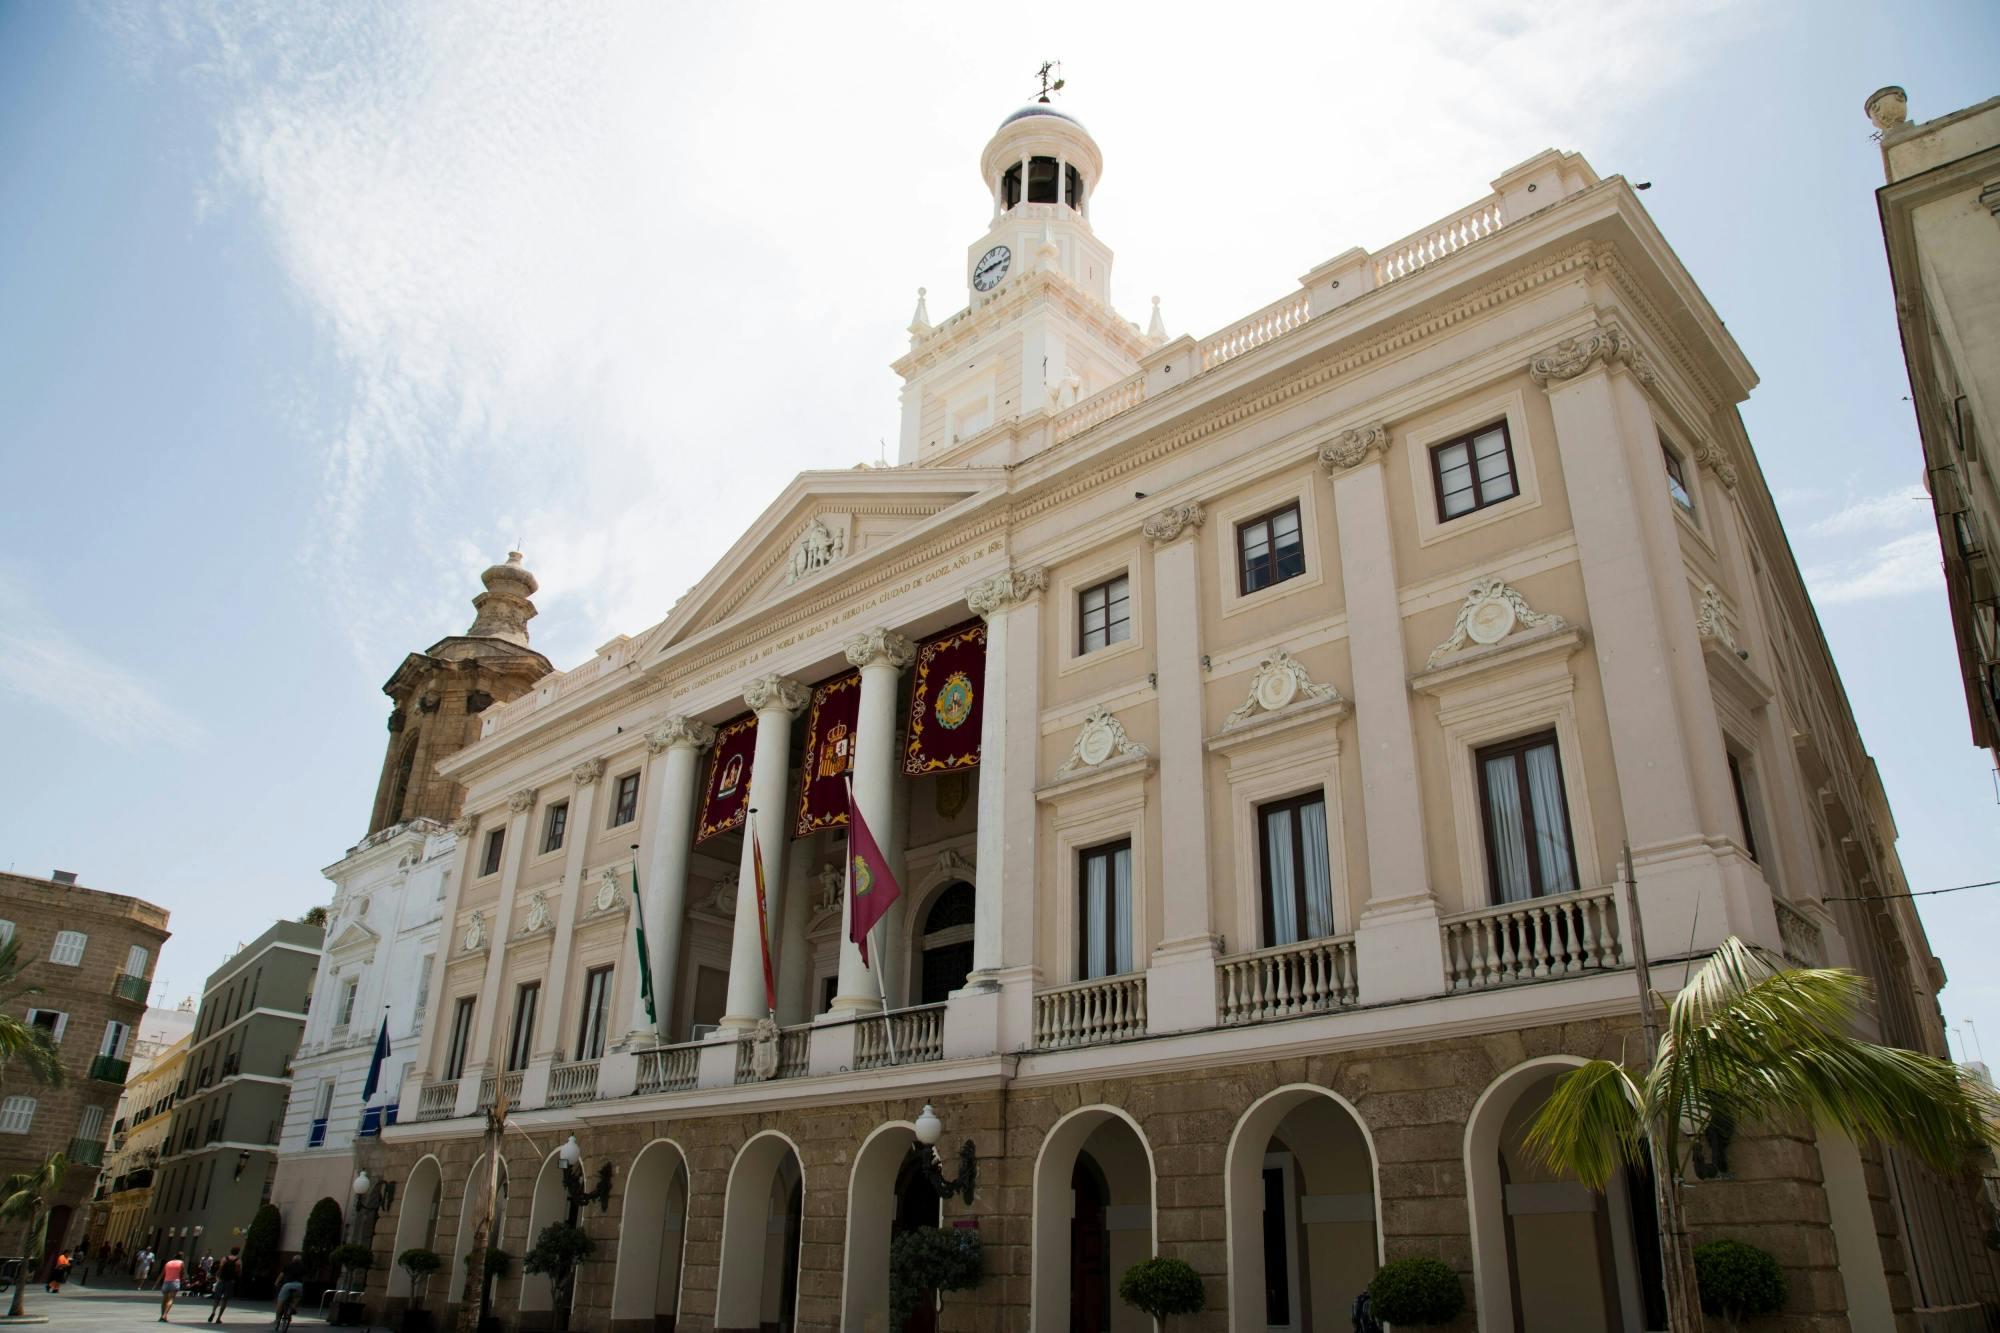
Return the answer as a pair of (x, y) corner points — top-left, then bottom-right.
(1052, 373), (1146, 443)
(856, 1003), (946, 1069)
(547, 1059), (600, 1107)
(1218, 934), (1359, 1026)
(1371, 195), (1507, 286)
(1442, 885), (1625, 992)
(1035, 974), (1147, 1050)
(735, 1026), (812, 1083)
(1198, 290), (1313, 372)
(636, 1043), (700, 1095)
(414, 1080), (458, 1122)
(1773, 897), (1826, 967)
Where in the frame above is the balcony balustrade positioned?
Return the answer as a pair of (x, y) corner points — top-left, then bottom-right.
(67, 1137), (105, 1167)
(547, 1060), (601, 1107)
(1218, 935), (1359, 1026)
(88, 1055), (130, 1085)
(735, 1026), (811, 1084)
(112, 973), (148, 1003)
(1442, 885), (1625, 992)
(1034, 974), (1147, 1051)
(635, 1043), (700, 1095)
(414, 1080), (459, 1122)
(1773, 897), (1826, 968)
(855, 1004), (946, 1070)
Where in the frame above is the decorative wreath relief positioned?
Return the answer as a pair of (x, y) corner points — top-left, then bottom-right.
(1426, 579), (1568, 669)
(1222, 651), (1341, 730)
(1056, 706), (1150, 778)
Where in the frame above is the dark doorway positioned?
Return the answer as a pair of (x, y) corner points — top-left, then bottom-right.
(893, 1157), (941, 1333)
(775, 1177), (802, 1333)
(918, 882), (975, 1004)
(1070, 1153), (1111, 1333)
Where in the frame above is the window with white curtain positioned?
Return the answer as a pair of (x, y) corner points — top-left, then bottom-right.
(1258, 792), (1335, 947)
(1077, 841), (1134, 980)
(49, 931), (87, 966)
(125, 944), (150, 978)
(0, 1097), (36, 1134)
(1476, 731), (1578, 903)
(76, 1104), (106, 1144)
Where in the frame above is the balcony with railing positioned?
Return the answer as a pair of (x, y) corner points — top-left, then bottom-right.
(67, 1137), (105, 1167)
(88, 1055), (130, 1085)
(635, 1043), (700, 1095)
(1442, 885), (1625, 992)
(734, 1026), (811, 1084)
(414, 1080), (459, 1122)
(1034, 974), (1147, 1051)
(1773, 897), (1826, 968)
(548, 1060), (601, 1107)
(1218, 935), (1358, 1026)
(856, 1004), (946, 1070)
(112, 973), (148, 1003)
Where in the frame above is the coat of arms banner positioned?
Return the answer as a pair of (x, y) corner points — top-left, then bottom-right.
(904, 620), (986, 775)
(694, 712), (758, 844)
(795, 670), (862, 837)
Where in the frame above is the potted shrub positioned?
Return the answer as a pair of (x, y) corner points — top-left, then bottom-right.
(1368, 1256), (1465, 1328)
(462, 1246), (511, 1333)
(328, 1243), (374, 1325)
(397, 1247), (443, 1333)
(1117, 1257), (1205, 1329)
(523, 1224), (594, 1333)
(1695, 1239), (1786, 1331)
(887, 1226), (982, 1329)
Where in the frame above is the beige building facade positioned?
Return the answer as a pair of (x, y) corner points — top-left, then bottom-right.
(350, 104), (1994, 1331)
(89, 1028), (192, 1256)
(1867, 85), (2000, 768)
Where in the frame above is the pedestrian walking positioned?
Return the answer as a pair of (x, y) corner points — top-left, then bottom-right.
(46, 1251), (69, 1293)
(136, 1247), (155, 1290)
(206, 1248), (240, 1324)
(159, 1253), (186, 1322)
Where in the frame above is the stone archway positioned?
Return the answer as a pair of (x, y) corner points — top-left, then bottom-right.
(449, 1155), (509, 1309)
(1223, 1085), (1381, 1331)
(611, 1139), (690, 1333)
(387, 1156), (444, 1302)
(842, 1121), (923, 1331)
(1466, 1057), (1659, 1332)
(519, 1149), (565, 1320)
(715, 1132), (803, 1333)
(1030, 1106), (1156, 1333)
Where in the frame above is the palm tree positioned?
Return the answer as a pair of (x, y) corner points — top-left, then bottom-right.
(1527, 937), (2000, 1328)
(0, 1152), (67, 1318)
(0, 936), (62, 1090)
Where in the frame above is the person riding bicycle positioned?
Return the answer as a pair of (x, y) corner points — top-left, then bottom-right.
(272, 1258), (305, 1330)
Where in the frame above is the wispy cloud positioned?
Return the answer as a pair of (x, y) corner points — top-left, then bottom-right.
(1804, 531), (1945, 605)
(1809, 483), (1930, 537)
(0, 574), (203, 747)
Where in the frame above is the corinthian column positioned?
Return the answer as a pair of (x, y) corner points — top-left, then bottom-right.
(720, 676), (809, 1030)
(829, 628), (915, 1015)
(625, 716), (714, 1044)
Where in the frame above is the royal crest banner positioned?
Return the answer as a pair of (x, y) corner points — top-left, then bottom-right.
(796, 670), (862, 837)
(694, 711), (757, 844)
(903, 620), (986, 775)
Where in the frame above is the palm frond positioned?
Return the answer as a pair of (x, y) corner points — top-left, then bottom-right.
(1523, 1059), (1646, 1189)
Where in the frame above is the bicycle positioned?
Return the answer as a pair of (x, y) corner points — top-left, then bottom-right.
(273, 1284), (302, 1333)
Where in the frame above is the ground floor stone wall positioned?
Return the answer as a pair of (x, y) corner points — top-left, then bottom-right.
(353, 1013), (1996, 1332)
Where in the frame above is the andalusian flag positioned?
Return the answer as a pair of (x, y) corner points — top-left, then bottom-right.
(630, 863), (657, 1025)
(843, 774), (902, 965)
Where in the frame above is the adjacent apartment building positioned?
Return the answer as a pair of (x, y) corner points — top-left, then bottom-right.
(140, 921), (322, 1258)
(89, 1021), (193, 1255)
(342, 102), (1993, 1331)
(0, 870), (168, 1272)
(1866, 84), (2000, 767)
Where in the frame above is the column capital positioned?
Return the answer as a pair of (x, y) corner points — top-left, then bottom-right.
(571, 758), (607, 787)
(1317, 422), (1389, 476)
(645, 715), (717, 754)
(1142, 501), (1206, 546)
(506, 787), (539, 814)
(966, 566), (1047, 619)
(743, 674), (810, 716)
(449, 815), (478, 839)
(1528, 323), (1654, 388)
(844, 628), (916, 671)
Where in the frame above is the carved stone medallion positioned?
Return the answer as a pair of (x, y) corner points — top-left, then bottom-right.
(1223, 651), (1341, 730)
(1427, 579), (1569, 668)
(1056, 706), (1150, 778)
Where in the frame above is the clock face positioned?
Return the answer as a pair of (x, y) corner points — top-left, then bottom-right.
(972, 245), (1011, 292)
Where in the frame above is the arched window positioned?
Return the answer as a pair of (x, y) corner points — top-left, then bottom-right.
(1000, 158), (1085, 210)
(917, 882), (975, 1004)
(388, 733), (419, 825)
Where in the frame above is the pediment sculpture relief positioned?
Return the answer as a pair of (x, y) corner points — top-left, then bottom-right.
(704, 875), (739, 917)
(785, 517), (846, 584)
(1426, 579), (1569, 669)
(1055, 705), (1150, 779)
(1222, 651), (1342, 730)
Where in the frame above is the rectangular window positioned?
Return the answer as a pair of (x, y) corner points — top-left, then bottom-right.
(575, 966), (613, 1061)
(1431, 421), (1519, 521)
(1237, 502), (1306, 594)
(125, 944), (151, 978)
(0, 920), (12, 947)
(77, 1104), (105, 1144)
(337, 977), (358, 1027)
(414, 954), (435, 1017)
(1077, 841), (1134, 980)
(1476, 731), (1578, 903)
(100, 1020), (129, 1058)
(1258, 793), (1335, 947)
(444, 997), (476, 1080)
(27, 1010), (66, 1044)
(1728, 751), (1760, 865)
(315, 1080), (336, 1119)
(49, 930), (87, 966)
(610, 773), (641, 827)
(507, 982), (540, 1072)
(1662, 440), (1694, 513)
(1078, 574), (1132, 654)
(0, 1097), (36, 1134)
(541, 801), (569, 854)
(481, 828), (506, 877)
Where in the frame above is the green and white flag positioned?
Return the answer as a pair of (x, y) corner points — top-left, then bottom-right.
(630, 862), (657, 1025)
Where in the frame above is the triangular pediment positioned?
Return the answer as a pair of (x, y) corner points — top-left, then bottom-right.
(326, 920), (380, 955)
(640, 467), (1006, 658)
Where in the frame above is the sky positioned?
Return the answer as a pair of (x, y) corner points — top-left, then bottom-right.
(0, 1), (1996, 1053)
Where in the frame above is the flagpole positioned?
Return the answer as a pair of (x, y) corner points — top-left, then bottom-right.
(870, 917), (899, 1066)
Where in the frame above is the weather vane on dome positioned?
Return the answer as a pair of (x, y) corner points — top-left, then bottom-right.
(1034, 61), (1065, 104)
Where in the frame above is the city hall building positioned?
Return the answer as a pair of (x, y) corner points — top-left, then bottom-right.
(348, 101), (1996, 1330)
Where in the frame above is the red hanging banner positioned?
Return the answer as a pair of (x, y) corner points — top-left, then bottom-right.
(694, 712), (757, 844)
(796, 670), (862, 837)
(903, 620), (986, 776)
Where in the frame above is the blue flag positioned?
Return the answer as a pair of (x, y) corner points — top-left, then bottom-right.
(361, 1014), (390, 1102)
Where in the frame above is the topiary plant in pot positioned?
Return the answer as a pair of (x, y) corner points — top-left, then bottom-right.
(328, 1244), (375, 1326)
(523, 1223), (595, 1333)
(398, 1248), (443, 1333)
(1694, 1239), (1786, 1331)
(887, 1226), (982, 1329)
(1117, 1257), (1205, 1329)
(1368, 1256), (1465, 1327)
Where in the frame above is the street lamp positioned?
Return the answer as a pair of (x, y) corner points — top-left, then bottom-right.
(910, 1104), (978, 1205)
(557, 1136), (612, 1227)
(351, 1168), (395, 1246)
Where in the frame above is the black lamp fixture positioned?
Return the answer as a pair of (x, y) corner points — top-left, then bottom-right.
(911, 1104), (978, 1205)
(557, 1134), (614, 1226)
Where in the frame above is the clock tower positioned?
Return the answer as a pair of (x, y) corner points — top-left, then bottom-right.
(893, 99), (1158, 466)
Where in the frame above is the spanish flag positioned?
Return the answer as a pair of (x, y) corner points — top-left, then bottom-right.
(843, 774), (902, 966)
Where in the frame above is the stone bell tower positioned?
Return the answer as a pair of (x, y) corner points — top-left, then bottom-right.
(365, 552), (553, 835)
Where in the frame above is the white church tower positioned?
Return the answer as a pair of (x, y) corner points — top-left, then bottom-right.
(893, 96), (1160, 466)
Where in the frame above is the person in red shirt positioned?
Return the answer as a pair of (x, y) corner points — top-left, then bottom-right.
(158, 1254), (186, 1321)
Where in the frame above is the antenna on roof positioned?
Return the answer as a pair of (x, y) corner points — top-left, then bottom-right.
(1035, 61), (1065, 103)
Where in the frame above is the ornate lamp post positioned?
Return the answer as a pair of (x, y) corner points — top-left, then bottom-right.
(548, 1136), (611, 1333)
(910, 1105), (978, 1205)
(351, 1169), (396, 1247)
